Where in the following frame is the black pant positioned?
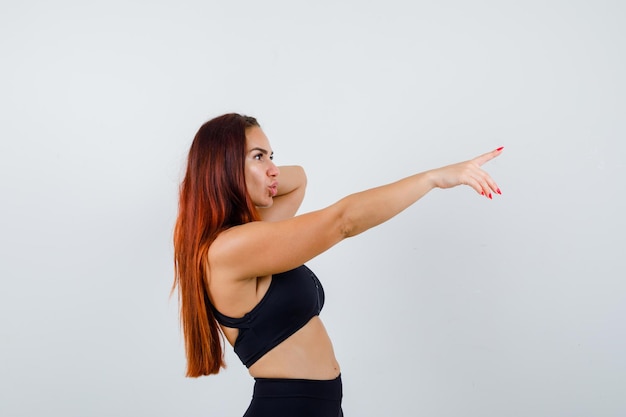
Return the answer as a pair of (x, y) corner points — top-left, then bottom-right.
(243, 374), (343, 417)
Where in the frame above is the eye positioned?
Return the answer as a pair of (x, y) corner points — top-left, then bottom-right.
(254, 153), (264, 161)
(269, 154), (274, 161)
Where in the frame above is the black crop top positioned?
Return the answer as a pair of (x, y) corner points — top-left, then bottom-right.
(207, 265), (325, 368)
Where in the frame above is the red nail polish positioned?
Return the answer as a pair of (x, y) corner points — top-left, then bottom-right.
(496, 188), (502, 195)
(489, 193), (493, 199)
(481, 191), (485, 196)
(496, 146), (504, 151)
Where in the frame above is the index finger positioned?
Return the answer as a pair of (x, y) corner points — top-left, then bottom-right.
(473, 146), (504, 167)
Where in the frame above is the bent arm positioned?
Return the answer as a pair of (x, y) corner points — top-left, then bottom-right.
(258, 165), (307, 222)
(211, 148), (503, 279)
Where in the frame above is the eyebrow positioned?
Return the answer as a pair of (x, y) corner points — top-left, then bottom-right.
(248, 147), (274, 156)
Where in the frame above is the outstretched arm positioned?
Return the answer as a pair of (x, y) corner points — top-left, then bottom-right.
(211, 148), (504, 279)
(339, 147), (503, 237)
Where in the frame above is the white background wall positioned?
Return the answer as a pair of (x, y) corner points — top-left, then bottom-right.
(1, 1), (624, 416)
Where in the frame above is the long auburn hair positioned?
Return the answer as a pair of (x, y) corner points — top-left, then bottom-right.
(173, 113), (261, 376)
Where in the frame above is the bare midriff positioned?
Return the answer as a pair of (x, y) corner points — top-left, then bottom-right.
(221, 316), (341, 380)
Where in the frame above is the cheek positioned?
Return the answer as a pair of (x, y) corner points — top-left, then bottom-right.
(244, 166), (255, 184)
(246, 167), (264, 190)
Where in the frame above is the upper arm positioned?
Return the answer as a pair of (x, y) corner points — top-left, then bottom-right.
(209, 205), (346, 280)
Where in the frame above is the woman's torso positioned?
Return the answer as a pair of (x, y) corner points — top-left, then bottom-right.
(209, 268), (340, 380)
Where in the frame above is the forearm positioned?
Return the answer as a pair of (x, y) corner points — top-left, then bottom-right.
(335, 147), (503, 238)
(258, 165), (307, 222)
(336, 170), (436, 238)
(276, 165), (307, 197)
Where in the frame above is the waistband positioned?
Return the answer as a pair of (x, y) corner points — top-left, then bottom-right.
(252, 374), (342, 400)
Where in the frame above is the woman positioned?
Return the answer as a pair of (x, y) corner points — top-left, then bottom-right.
(173, 113), (503, 416)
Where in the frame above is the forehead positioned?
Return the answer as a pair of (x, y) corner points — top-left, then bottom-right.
(245, 126), (272, 151)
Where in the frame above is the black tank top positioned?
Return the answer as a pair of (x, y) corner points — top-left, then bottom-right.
(208, 265), (325, 368)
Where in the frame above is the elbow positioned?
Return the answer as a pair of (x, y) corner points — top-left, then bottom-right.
(338, 215), (351, 239)
(334, 199), (356, 239)
(300, 166), (308, 189)
(293, 165), (308, 190)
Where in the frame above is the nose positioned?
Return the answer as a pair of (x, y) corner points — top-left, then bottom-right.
(268, 160), (279, 177)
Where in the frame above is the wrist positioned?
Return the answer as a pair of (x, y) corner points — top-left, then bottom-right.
(422, 169), (439, 190)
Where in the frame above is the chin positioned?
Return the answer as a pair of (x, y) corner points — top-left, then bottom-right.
(256, 199), (274, 209)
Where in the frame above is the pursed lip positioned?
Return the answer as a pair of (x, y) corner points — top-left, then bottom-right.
(269, 181), (278, 196)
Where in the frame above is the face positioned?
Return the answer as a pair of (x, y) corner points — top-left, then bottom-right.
(244, 126), (279, 208)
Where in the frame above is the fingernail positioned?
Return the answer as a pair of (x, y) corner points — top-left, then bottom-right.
(496, 188), (502, 195)
(496, 146), (504, 151)
(481, 191), (485, 196)
(489, 193), (493, 199)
